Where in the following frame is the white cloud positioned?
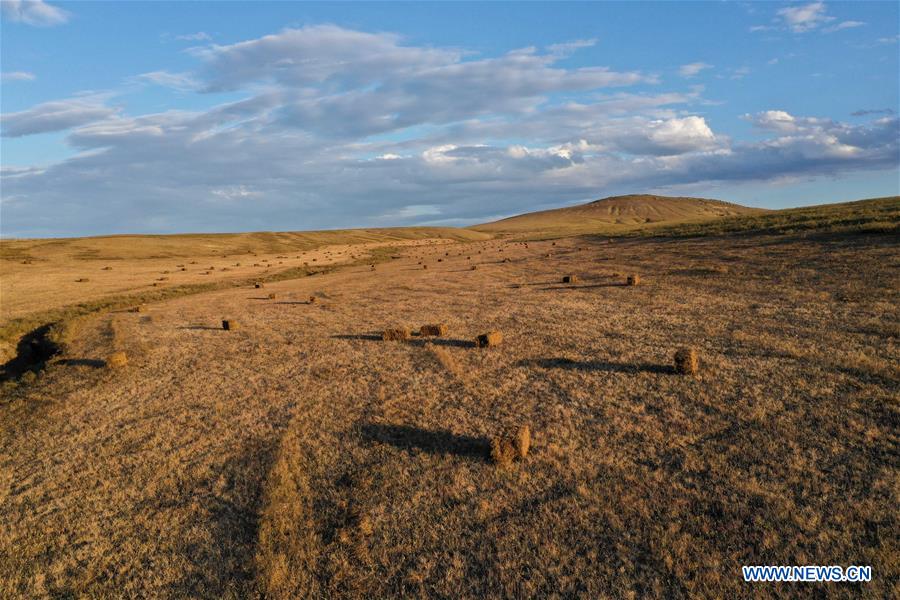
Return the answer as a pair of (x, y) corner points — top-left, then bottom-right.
(176, 31), (212, 42)
(777, 2), (833, 33)
(135, 71), (201, 92)
(0, 0), (69, 26)
(1, 70), (36, 82)
(1, 96), (118, 137)
(678, 62), (712, 78)
(822, 20), (865, 33)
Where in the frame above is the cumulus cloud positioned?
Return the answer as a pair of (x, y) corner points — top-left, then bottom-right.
(1, 70), (36, 82)
(0, 0), (69, 26)
(1, 96), (118, 137)
(678, 62), (712, 78)
(1, 24), (898, 237)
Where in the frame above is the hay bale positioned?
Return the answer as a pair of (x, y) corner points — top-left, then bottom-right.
(674, 347), (699, 375)
(106, 351), (128, 368)
(490, 437), (518, 466)
(515, 425), (531, 458)
(255, 282), (263, 289)
(476, 331), (502, 348)
(268, 292), (277, 299)
(470, 265), (478, 271)
(76, 278), (90, 282)
(626, 274), (640, 286)
(129, 305), (144, 313)
(102, 266), (112, 271)
(423, 264), (428, 269)
(222, 319), (239, 331)
(309, 296), (317, 304)
(563, 275), (578, 283)
(382, 328), (410, 341)
(419, 323), (448, 337)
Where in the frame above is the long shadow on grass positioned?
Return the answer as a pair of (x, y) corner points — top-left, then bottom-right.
(360, 423), (490, 461)
(58, 358), (106, 368)
(519, 357), (673, 374)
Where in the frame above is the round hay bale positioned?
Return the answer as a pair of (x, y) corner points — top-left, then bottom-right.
(563, 275), (578, 284)
(515, 425), (531, 458)
(470, 265), (478, 271)
(309, 296), (317, 304)
(626, 274), (640, 286)
(106, 351), (128, 368)
(419, 323), (448, 337)
(490, 437), (517, 467)
(255, 282), (263, 289)
(102, 266), (112, 271)
(423, 264), (428, 269)
(476, 331), (502, 348)
(268, 292), (277, 299)
(76, 278), (90, 282)
(222, 319), (239, 331)
(382, 328), (410, 341)
(674, 347), (699, 375)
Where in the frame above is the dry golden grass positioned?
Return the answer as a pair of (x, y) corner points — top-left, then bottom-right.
(1, 221), (898, 598)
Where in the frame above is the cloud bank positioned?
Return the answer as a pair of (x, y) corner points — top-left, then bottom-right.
(2, 25), (897, 237)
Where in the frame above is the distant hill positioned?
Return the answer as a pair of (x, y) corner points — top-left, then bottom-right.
(473, 194), (763, 236)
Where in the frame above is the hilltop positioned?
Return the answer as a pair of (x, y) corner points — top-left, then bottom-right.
(473, 194), (763, 236)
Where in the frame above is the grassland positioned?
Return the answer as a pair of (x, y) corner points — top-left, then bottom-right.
(1, 197), (898, 597)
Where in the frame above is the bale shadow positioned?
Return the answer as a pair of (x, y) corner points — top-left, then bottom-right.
(360, 423), (490, 461)
(58, 358), (106, 368)
(519, 357), (673, 374)
(332, 333), (383, 341)
(408, 338), (477, 348)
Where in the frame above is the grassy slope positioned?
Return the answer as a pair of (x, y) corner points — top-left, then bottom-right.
(629, 196), (900, 238)
(0, 227), (491, 262)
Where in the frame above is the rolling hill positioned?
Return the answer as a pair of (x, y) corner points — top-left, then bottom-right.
(473, 194), (764, 236)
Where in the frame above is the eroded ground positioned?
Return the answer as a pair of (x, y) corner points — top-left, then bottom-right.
(1, 232), (898, 598)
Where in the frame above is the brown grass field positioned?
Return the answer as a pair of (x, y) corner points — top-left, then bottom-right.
(1, 197), (899, 598)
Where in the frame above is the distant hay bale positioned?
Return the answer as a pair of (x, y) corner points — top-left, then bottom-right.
(420, 323), (448, 337)
(129, 305), (144, 313)
(382, 327), (410, 341)
(626, 274), (640, 286)
(102, 266), (112, 271)
(674, 347), (699, 375)
(563, 275), (578, 284)
(106, 351), (128, 368)
(470, 265), (478, 271)
(476, 331), (502, 348)
(76, 278), (90, 282)
(222, 319), (239, 331)
(309, 296), (317, 304)
(545, 253), (552, 258)
(437, 258), (443, 262)
(268, 292), (277, 299)
(551, 242), (557, 246)
(423, 264), (428, 269)
(255, 282), (263, 288)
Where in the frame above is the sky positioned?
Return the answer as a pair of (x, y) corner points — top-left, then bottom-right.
(1, 1), (898, 238)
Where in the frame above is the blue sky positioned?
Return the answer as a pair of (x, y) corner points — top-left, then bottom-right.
(1, 1), (898, 237)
